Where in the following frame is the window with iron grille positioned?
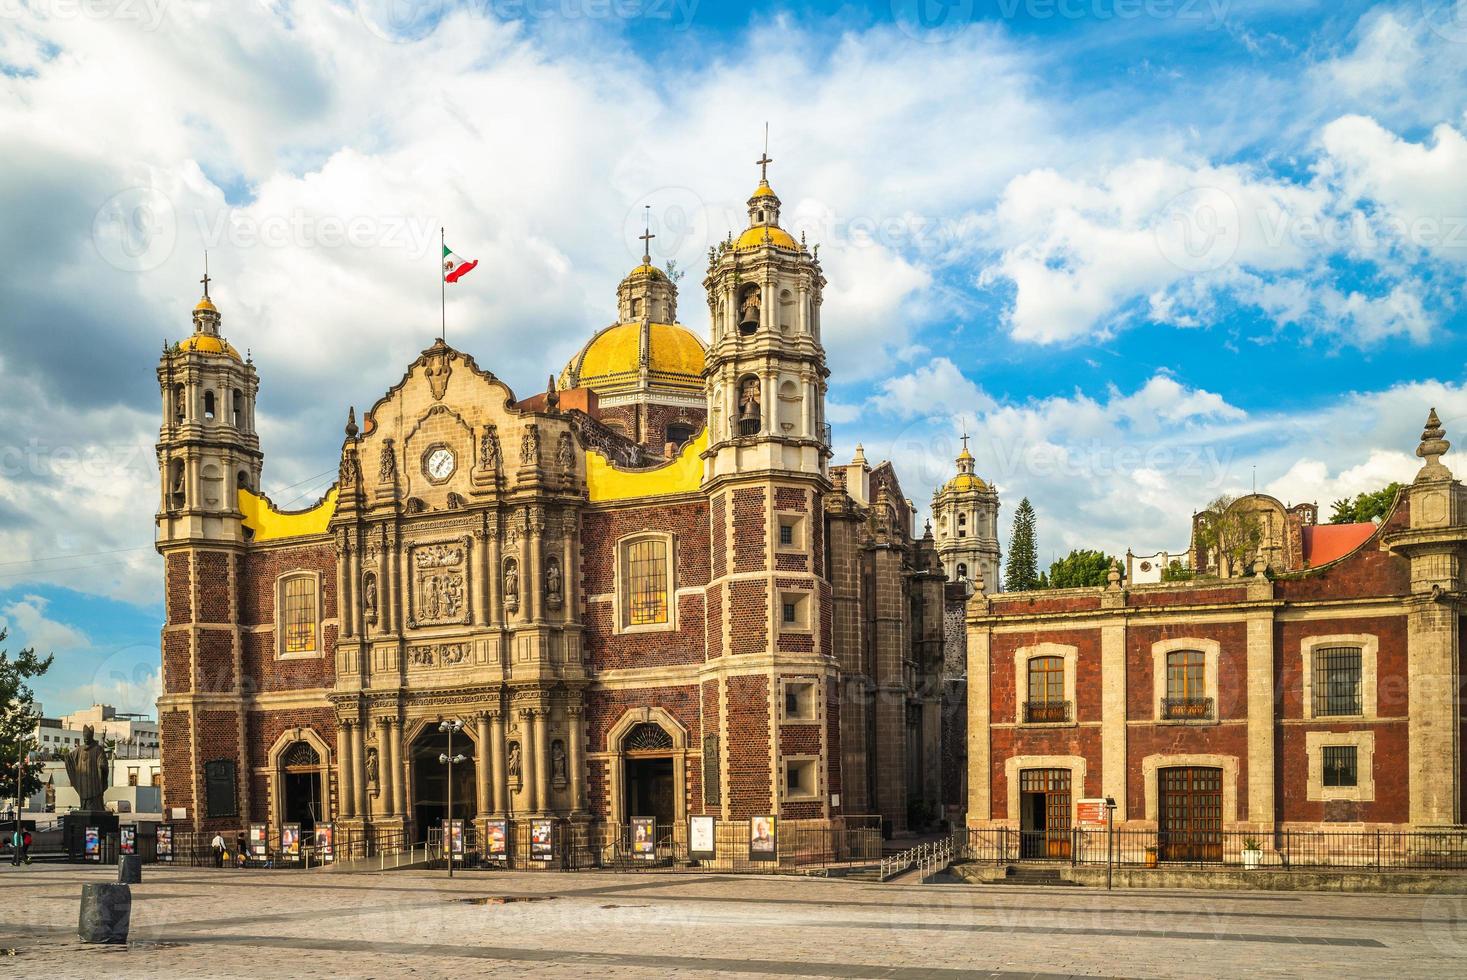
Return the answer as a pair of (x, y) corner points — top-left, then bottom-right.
(1163, 650), (1211, 718)
(1028, 656), (1064, 702)
(623, 537), (669, 626)
(1314, 647), (1362, 716)
(281, 575), (317, 653)
(1322, 744), (1358, 787)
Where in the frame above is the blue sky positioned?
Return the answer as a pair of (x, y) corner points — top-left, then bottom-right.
(2, 0), (1465, 715)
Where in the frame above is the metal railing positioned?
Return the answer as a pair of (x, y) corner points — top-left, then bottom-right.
(1161, 697), (1213, 720)
(1023, 700), (1072, 724)
(959, 827), (1467, 870)
(880, 834), (962, 881)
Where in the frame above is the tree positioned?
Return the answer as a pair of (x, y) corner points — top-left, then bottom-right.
(1047, 549), (1116, 589)
(0, 628), (53, 809)
(1004, 498), (1041, 592)
(1329, 482), (1403, 524)
(1194, 494), (1261, 577)
(1161, 559), (1194, 582)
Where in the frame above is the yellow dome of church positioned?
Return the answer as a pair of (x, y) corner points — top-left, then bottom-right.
(561, 321), (706, 396)
(177, 333), (242, 359)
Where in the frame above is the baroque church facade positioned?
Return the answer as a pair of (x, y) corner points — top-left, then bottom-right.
(155, 165), (966, 846)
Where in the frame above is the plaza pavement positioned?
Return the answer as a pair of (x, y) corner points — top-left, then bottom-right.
(1, 862), (1465, 978)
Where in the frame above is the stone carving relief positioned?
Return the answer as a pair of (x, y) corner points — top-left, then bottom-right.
(378, 438), (397, 483)
(507, 741), (522, 783)
(363, 572), (378, 626)
(551, 739), (567, 785)
(503, 557), (520, 613)
(520, 423), (540, 467)
(411, 543), (468, 626)
(407, 643), (469, 668)
(545, 556), (563, 610)
(424, 343), (453, 400)
(479, 423), (502, 474)
(556, 431), (575, 477)
(365, 747), (379, 795)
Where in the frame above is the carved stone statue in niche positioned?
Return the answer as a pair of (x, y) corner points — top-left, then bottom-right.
(363, 573), (378, 625)
(365, 747), (379, 796)
(378, 438), (397, 483)
(556, 431), (574, 477)
(503, 557), (520, 612)
(551, 740), (567, 784)
(520, 424), (540, 467)
(479, 423), (502, 473)
(507, 741), (522, 782)
(545, 556), (563, 609)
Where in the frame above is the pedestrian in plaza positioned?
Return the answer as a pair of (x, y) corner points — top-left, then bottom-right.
(211, 832), (226, 868)
(20, 829), (31, 865)
(8, 828), (20, 866)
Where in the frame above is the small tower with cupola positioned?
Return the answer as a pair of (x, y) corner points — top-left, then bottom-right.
(154, 267), (261, 832)
(931, 436), (1000, 593)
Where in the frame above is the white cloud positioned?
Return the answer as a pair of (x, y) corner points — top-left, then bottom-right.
(0, 595), (91, 654)
(869, 357), (995, 420)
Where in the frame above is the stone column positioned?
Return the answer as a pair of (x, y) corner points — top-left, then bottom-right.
(966, 622), (992, 825)
(351, 719), (368, 819)
(389, 718), (406, 819)
(528, 510), (544, 624)
(336, 722), (355, 819)
(521, 708), (538, 814)
(376, 717), (394, 818)
(1245, 594), (1276, 828)
(1407, 597), (1461, 825)
(567, 703), (585, 814)
(534, 709), (551, 815)
(1099, 620), (1128, 819)
(487, 514), (502, 624)
(475, 713), (492, 818)
(490, 710), (508, 816)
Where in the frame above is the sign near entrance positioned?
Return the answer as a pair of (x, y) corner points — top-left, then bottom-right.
(120, 825), (136, 855)
(84, 827), (100, 862)
(631, 817), (657, 860)
(689, 815), (715, 860)
(484, 819), (508, 861)
(157, 824), (173, 862)
(1076, 799), (1111, 830)
(315, 824), (334, 863)
(281, 823), (302, 860)
(248, 823), (268, 859)
(749, 815), (776, 860)
(530, 819), (554, 860)
(443, 819), (465, 859)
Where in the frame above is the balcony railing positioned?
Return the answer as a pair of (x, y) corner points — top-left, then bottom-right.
(1161, 696), (1214, 720)
(1023, 700), (1071, 724)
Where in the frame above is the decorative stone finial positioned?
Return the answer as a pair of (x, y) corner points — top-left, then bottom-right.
(1106, 560), (1122, 590)
(1252, 553), (1268, 578)
(546, 375), (560, 414)
(852, 443), (867, 467)
(345, 406), (359, 440)
(923, 519), (932, 539)
(1416, 407), (1451, 481)
(975, 568), (987, 596)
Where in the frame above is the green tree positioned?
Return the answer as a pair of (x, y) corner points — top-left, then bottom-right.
(1329, 482), (1403, 524)
(1004, 498), (1041, 592)
(1047, 548), (1116, 589)
(1161, 559), (1194, 582)
(0, 628), (52, 808)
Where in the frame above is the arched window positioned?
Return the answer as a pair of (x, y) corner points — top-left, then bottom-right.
(172, 383), (186, 424)
(167, 458), (185, 509)
(956, 562), (968, 580)
(666, 423), (695, 448)
(777, 379), (801, 435)
(201, 464), (222, 507)
(737, 375), (761, 436)
(203, 390), (216, 420)
(236, 470), (250, 493)
(278, 573), (320, 657)
(620, 535), (672, 630)
(232, 389), (245, 428)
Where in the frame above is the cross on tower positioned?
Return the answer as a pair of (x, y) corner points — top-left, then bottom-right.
(639, 206), (655, 263)
(756, 150), (773, 183)
(961, 432), (970, 453)
(199, 251), (211, 298)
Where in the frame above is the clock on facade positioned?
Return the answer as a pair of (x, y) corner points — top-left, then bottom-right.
(424, 446), (455, 482)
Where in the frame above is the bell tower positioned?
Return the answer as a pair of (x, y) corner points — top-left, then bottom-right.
(931, 435), (1001, 594)
(155, 267), (261, 831)
(701, 148), (837, 822)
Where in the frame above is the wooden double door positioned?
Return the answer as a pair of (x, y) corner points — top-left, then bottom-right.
(1019, 768), (1072, 859)
(1158, 766), (1222, 862)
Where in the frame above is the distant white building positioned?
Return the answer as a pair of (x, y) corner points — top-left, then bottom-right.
(1125, 549), (1187, 585)
(45, 704), (161, 758)
(25, 756), (162, 815)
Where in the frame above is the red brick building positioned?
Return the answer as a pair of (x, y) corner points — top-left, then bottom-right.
(966, 412), (1466, 849)
(155, 167), (955, 847)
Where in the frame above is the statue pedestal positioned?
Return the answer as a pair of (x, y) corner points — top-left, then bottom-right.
(62, 811), (120, 863)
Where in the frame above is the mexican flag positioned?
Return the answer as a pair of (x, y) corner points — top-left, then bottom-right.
(442, 244), (478, 283)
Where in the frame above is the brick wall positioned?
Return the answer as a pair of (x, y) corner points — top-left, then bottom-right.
(166, 552), (191, 624)
(196, 709), (244, 832)
(195, 628), (236, 694)
(160, 708), (193, 816)
(725, 674), (770, 818)
(162, 631), (191, 695)
(237, 541), (338, 626)
(732, 488), (766, 573)
(584, 592), (706, 671)
(729, 581), (767, 655)
(197, 551), (233, 622)
(580, 499), (710, 594)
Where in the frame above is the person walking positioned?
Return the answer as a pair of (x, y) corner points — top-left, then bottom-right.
(211, 832), (226, 868)
(8, 828), (20, 866)
(19, 829), (31, 865)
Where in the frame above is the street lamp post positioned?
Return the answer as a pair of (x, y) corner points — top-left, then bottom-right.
(438, 719), (465, 878)
(1104, 795), (1117, 891)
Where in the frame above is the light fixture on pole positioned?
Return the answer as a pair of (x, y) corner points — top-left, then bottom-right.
(438, 719), (465, 878)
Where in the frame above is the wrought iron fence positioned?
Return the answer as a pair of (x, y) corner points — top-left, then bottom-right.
(1022, 700), (1071, 724)
(1160, 696), (1213, 720)
(958, 827), (1467, 870)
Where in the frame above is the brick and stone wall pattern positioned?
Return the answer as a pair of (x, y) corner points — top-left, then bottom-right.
(725, 674), (770, 819)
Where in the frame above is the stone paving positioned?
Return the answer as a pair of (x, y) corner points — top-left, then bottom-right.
(2, 862), (1466, 978)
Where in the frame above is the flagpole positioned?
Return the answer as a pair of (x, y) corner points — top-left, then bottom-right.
(440, 226), (446, 343)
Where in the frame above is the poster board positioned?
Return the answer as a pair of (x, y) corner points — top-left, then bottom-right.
(156, 824), (173, 862)
(530, 819), (554, 861)
(314, 824), (334, 863)
(281, 823), (301, 860)
(749, 815), (777, 861)
(248, 823), (268, 859)
(484, 819), (508, 862)
(84, 826), (100, 862)
(631, 817), (657, 860)
(444, 819), (465, 860)
(119, 825), (136, 856)
(689, 815), (716, 860)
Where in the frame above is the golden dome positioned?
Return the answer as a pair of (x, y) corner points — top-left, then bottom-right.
(628, 263), (665, 278)
(735, 224), (800, 251)
(562, 321), (706, 395)
(194, 296), (218, 313)
(944, 473), (987, 493)
(177, 334), (241, 360)
(750, 182), (778, 199)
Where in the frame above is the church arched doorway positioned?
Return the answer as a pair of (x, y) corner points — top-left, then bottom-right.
(622, 722), (676, 831)
(279, 740), (323, 832)
(409, 725), (477, 841)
